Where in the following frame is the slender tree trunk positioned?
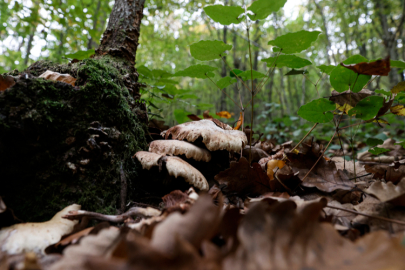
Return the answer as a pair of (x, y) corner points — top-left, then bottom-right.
(24, 34), (34, 67)
(87, 0), (102, 50)
(219, 0), (229, 111)
(97, 0), (146, 66)
(314, 0), (336, 64)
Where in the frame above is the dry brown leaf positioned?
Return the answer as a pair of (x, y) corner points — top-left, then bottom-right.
(215, 157), (273, 196)
(38, 70), (76, 86)
(365, 179), (405, 206)
(0, 75), (15, 92)
(340, 56), (390, 76)
(48, 227), (119, 270)
(223, 199), (405, 270)
(365, 159), (405, 184)
(329, 89), (372, 107)
(353, 195), (405, 233)
(0, 204), (80, 254)
(150, 194), (221, 256)
(287, 146), (354, 193)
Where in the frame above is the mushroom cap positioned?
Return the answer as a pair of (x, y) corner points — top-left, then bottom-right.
(135, 151), (162, 170)
(162, 120), (247, 152)
(134, 151), (209, 191)
(149, 140), (211, 162)
(163, 156), (209, 190)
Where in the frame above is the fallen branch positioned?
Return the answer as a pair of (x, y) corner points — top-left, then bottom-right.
(62, 207), (161, 223)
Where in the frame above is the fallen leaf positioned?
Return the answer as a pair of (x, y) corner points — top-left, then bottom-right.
(38, 70), (76, 86)
(365, 159), (405, 184)
(48, 227), (120, 270)
(187, 114), (202, 121)
(150, 194), (221, 256)
(215, 157), (273, 196)
(365, 179), (405, 206)
(223, 199), (405, 270)
(0, 75), (15, 91)
(0, 204), (81, 254)
(216, 111), (232, 119)
(340, 56), (390, 76)
(287, 142), (354, 192)
(234, 112), (243, 130)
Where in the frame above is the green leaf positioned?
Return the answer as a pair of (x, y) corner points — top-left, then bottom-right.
(366, 138), (384, 147)
(390, 60), (405, 69)
(297, 98), (335, 123)
(230, 69), (243, 77)
(174, 65), (217, 79)
(368, 147), (390, 155)
(196, 103), (214, 110)
(204, 5), (244, 25)
(317, 65), (335, 75)
(238, 70), (267, 81)
(190, 40), (232, 61)
(267, 31), (322, 54)
(137, 65), (153, 78)
(174, 109), (191, 124)
(247, 0), (287, 20)
(151, 69), (173, 79)
(217, 76), (237, 89)
(64, 49), (95, 60)
(330, 55), (371, 93)
(285, 69), (307, 76)
(348, 96), (384, 120)
(261, 55), (312, 69)
(375, 89), (391, 96)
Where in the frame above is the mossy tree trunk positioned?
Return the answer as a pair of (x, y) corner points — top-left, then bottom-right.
(0, 0), (149, 222)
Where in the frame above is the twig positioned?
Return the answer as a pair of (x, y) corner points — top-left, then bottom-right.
(288, 122), (319, 155)
(348, 173), (372, 181)
(62, 207), (161, 223)
(326, 204), (405, 226)
(206, 74), (241, 109)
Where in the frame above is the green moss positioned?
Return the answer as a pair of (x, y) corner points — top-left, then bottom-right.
(0, 57), (148, 221)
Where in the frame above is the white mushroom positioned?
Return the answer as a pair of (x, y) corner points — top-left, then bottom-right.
(135, 151), (162, 170)
(149, 140), (211, 162)
(162, 119), (247, 152)
(134, 151), (209, 191)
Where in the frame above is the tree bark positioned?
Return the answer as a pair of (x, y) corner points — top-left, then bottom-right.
(0, 0), (149, 222)
(96, 0), (146, 66)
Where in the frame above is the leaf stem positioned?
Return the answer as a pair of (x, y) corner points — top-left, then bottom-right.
(288, 122), (319, 154)
(205, 74), (241, 109)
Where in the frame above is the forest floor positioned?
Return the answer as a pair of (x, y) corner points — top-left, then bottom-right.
(1, 114), (405, 270)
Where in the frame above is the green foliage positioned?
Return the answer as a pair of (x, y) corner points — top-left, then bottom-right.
(368, 147), (390, 155)
(174, 64), (217, 79)
(262, 55), (312, 68)
(217, 77), (237, 89)
(349, 96), (384, 120)
(238, 70), (267, 81)
(366, 138), (384, 147)
(268, 30), (322, 54)
(247, 0), (287, 20)
(65, 49), (95, 60)
(297, 98), (335, 123)
(330, 55), (371, 93)
(190, 40), (232, 61)
(203, 5), (244, 25)
(390, 60), (405, 69)
(317, 65), (335, 75)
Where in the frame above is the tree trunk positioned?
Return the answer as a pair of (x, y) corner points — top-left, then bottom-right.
(0, 0), (149, 222)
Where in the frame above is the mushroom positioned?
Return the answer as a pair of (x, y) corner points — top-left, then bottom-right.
(134, 151), (209, 191)
(149, 140), (211, 162)
(162, 119), (247, 152)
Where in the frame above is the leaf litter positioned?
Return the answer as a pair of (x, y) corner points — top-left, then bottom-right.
(2, 120), (405, 269)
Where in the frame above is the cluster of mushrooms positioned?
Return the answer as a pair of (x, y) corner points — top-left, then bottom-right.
(134, 119), (248, 191)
